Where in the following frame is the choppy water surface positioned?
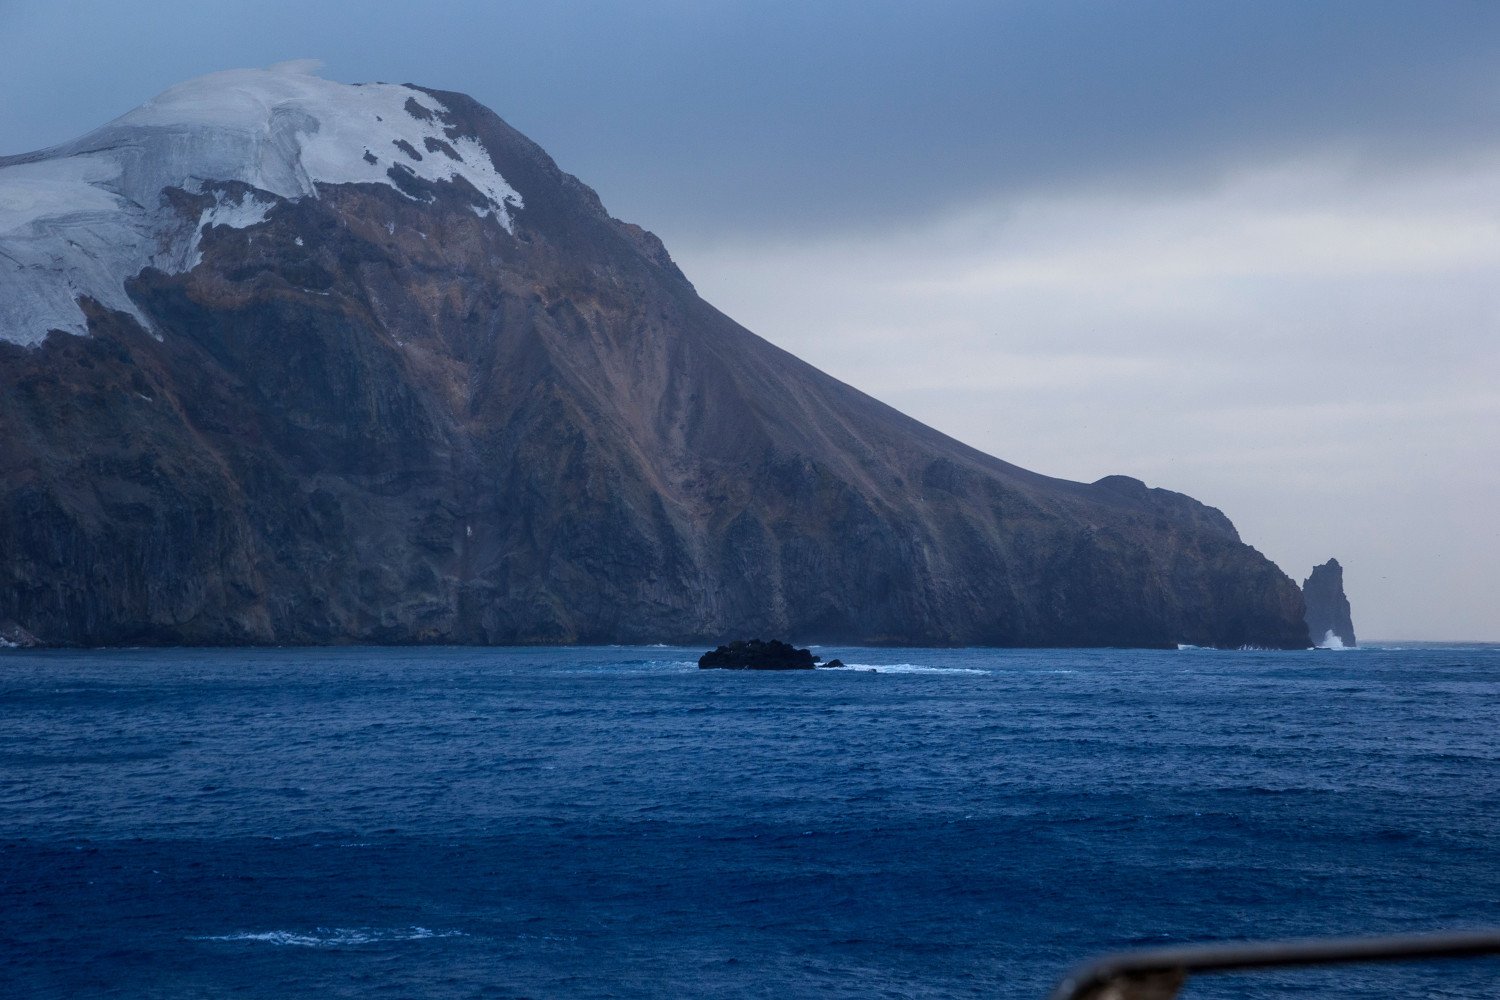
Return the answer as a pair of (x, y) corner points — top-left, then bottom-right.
(2, 644), (1498, 998)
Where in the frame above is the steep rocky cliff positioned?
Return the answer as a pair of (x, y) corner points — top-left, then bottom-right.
(1303, 559), (1356, 648)
(0, 65), (1311, 649)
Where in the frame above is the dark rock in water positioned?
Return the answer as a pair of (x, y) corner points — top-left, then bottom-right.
(1303, 559), (1356, 648)
(0, 67), (1312, 650)
(700, 640), (819, 670)
(0, 621), (44, 649)
(823, 659), (845, 669)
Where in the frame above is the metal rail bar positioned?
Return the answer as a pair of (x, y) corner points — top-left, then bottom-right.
(1048, 929), (1500, 1000)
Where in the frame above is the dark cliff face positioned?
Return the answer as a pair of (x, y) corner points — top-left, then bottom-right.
(1303, 559), (1356, 648)
(0, 78), (1312, 649)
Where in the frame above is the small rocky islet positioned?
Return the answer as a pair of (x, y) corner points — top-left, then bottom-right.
(698, 639), (844, 670)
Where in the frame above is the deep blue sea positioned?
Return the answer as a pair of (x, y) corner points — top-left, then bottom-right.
(3, 644), (1499, 999)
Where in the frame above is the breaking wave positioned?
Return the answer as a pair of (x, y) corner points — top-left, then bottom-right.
(1316, 631), (1348, 650)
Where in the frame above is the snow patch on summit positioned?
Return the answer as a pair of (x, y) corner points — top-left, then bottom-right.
(119, 65), (522, 222)
(0, 62), (523, 346)
(182, 189), (277, 271)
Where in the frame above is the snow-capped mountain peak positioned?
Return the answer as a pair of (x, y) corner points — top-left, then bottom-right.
(0, 62), (522, 345)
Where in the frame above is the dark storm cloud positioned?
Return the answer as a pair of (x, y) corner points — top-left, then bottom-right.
(2, 1), (1498, 236)
(531, 0), (1500, 236)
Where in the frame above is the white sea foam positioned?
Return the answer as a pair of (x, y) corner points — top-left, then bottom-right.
(593, 659), (696, 672)
(824, 663), (986, 675)
(1315, 630), (1348, 650)
(191, 926), (463, 947)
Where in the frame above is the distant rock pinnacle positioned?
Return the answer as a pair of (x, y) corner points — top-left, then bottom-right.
(1303, 559), (1356, 648)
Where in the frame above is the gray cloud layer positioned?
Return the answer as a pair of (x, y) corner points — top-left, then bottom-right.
(6, 2), (1500, 233)
(3, 1), (1497, 637)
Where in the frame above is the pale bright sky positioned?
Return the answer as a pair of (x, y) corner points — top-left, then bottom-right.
(3, 0), (1497, 639)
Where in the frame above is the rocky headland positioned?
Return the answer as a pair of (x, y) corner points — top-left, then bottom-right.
(0, 65), (1312, 650)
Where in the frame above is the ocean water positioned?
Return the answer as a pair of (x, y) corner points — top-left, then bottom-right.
(2, 644), (1498, 999)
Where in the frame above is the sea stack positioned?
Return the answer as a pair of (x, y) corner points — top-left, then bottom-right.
(1302, 559), (1356, 648)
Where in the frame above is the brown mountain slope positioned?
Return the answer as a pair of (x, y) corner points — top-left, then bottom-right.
(0, 74), (1310, 648)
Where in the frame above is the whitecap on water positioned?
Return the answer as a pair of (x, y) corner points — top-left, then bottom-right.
(579, 659), (697, 673)
(824, 663), (987, 675)
(191, 926), (464, 947)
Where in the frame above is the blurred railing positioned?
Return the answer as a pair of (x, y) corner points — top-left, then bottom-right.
(1048, 929), (1500, 1000)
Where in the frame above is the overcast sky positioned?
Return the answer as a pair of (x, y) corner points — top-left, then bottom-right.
(3, 1), (1497, 639)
